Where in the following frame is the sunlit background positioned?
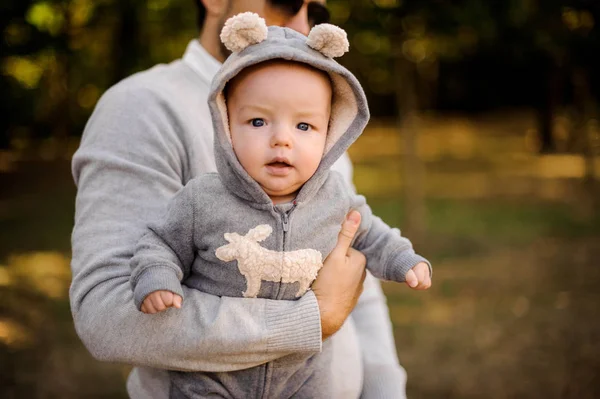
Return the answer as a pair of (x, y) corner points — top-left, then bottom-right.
(1, 0), (599, 397)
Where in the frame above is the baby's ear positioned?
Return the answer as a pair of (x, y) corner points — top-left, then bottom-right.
(220, 12), (268, 53)
(306, 24), (349, 58)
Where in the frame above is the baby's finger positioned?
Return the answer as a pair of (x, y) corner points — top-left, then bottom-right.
(405, 269), (418, 288)
(173, 295), (183, 309)
(416, 266), (432, 290)
(159, 291), (175, 308)
(143, 298), (157, 314)
(418, 264), (428, 281)
(150, 293), (166, 312)
(424, 272), (432, 288)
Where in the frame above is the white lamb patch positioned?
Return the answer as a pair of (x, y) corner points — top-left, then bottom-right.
(215, 224), (323, 298)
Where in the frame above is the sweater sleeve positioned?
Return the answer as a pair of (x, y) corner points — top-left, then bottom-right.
(70, 84), (322, 372)
(352, 273), (408, 398)
(129, 185), (196, 310)
(350, 194), (431, 283)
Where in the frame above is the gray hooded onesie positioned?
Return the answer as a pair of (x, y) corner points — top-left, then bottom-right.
(130, 13), (429, 399)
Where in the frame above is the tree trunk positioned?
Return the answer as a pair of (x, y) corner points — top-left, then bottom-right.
(112, 0), (140, 84)
(395, 56), (426, 247)
(571, 67), (598, 216)
(537, 60), (560, 153)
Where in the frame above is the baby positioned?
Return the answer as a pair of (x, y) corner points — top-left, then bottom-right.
(130, 13), (431, 398)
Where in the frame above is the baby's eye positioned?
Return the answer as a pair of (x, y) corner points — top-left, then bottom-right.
(251, 118), (265, 127)
(297, 122), (310, 131)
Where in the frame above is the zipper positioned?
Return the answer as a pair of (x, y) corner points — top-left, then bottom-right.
(281, 200), (297, 234)
(264, 200), (298, 399)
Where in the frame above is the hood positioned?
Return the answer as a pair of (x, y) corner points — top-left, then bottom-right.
(207, 12), (369, 205)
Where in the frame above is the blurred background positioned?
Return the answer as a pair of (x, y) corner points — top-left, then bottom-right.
(1, 0), (599, 397)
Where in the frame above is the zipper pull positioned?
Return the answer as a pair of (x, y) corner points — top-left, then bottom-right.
(282, 213), (289, 232)
(281, 201), (297, 232)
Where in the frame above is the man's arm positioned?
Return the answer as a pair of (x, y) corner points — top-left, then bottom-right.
(70, 84), (324, 371)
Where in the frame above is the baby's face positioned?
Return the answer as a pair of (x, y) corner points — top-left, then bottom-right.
(227, 61), (332, 204)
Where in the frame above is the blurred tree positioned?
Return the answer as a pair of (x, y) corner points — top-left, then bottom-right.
(1, 0), (196, 152)
(327, 0), (599, 237)
(1, 0), (598, 162)
(334, 0), (502, 241)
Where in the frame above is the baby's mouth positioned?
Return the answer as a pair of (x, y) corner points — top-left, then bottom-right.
(266, 158), (293, 175)
(267, 157), (292, 168)
(267, 161), (291, 167)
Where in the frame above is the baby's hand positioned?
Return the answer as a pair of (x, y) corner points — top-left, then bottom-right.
(141, 290), (183, 314)
(405, 262), (432, 290)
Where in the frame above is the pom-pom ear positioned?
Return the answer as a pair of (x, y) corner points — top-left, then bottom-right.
(220, 12), (268, 53)
(306, 24), (349, 58)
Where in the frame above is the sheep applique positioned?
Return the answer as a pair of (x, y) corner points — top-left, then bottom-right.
(215, 224), (323, 298)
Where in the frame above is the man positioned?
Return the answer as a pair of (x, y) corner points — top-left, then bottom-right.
(71, 0), (422, 397)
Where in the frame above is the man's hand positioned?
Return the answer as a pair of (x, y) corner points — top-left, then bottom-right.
(405, 262), (432, 290)
(312, 210), (367, 340)
(141, 290), (183, 314)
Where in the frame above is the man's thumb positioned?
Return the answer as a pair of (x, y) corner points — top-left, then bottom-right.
(332, 210), (361, 257)
(405, 269), (418, 288)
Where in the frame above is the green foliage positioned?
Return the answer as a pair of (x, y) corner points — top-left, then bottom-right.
(327, 0), (598, 114)
(1, 0), (197, 148)
(1, 0), (598, 146)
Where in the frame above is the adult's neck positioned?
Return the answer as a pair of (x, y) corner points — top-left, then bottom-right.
(198, 21), (226, 63)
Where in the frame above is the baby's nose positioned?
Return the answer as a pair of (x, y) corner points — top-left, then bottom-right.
(271, 127), (293, 147)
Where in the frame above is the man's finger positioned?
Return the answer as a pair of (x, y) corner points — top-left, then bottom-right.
(331, 210), (361, 258)
(405, 269), (418, 288)
(346, 248), (366, 271)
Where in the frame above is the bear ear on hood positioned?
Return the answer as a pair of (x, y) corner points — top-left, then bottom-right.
(306, 24), (349, 58)
(220, 12), (350, 59)
(220, 12), (268, 53)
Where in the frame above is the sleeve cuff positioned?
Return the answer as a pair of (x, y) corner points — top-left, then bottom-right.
(132, 266), (184, 310)
(386, 251), (431, 283)
(265, 290), (322, 354)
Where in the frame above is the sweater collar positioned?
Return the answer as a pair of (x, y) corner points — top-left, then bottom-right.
(182, 39), (222, 84)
